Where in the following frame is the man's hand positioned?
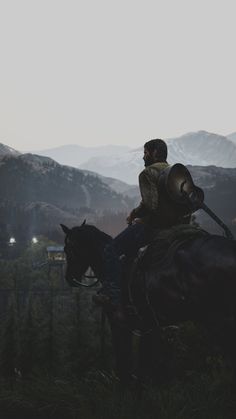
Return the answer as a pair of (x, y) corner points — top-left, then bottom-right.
(126, 210), (136, 225)
(133, 218), (143, 224)
(127, 210), (144, 225)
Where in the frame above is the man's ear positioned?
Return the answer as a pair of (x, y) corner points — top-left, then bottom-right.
(152, 149), (158, 159)
(60, 224), (70, 235)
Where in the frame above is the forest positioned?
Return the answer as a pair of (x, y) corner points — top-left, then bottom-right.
(0, 224), (236, 419)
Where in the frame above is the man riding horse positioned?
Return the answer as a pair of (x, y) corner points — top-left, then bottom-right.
(61, 141), (236, 381)
(93, 138), (193, 321)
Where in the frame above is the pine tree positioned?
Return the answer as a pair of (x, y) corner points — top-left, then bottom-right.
(19, 295), (36, 376)
(1, 299), (18, 379)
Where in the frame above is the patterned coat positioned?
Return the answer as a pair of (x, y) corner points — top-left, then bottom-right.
(132, 161), (190, 228)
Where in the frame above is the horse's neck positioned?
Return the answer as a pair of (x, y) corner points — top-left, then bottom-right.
(88, 227), (111, 277)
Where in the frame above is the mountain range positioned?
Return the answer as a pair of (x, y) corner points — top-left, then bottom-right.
(185, 165), (236, 234)
(227, 132), (236, 144)
(33, 131), (236, 184)
(0, 151), (135, 241)
(0, 143), (20, 157)
(0, 132), (235, 240)
(32, 144), (130, 167)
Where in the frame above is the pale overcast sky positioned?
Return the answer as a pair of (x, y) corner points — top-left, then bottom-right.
(0, 0), (235, 151)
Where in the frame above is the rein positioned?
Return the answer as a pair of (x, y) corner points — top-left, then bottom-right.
(71, 270), (100, 287)
(70, 277), (99, 288)
(72, 277), (100, 288)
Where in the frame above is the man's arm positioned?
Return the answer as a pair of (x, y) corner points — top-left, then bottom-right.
(126, 201), (148, 225)
(139, 168), (159, 211)
(126, 167), (158, 224)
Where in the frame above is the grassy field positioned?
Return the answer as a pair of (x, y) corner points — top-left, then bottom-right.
(1, 243), (236, 418)
(0, 360), (236, 419)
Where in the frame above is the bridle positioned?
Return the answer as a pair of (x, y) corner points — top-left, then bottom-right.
(71, 271), (100, 288)
(64, 235), (100, 288)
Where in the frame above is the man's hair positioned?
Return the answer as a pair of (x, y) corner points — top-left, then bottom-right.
(144, 139), (168, 161)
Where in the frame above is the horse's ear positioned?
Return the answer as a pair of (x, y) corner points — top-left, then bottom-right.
(81, 219), (86, 226)
(60, 224), (70, 235)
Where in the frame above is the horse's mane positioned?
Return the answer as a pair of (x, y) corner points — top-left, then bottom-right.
(71, 224), (112, 245)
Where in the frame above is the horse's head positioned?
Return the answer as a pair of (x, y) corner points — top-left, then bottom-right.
(60, 221), (91, 286)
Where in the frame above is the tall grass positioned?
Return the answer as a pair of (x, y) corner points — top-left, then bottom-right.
(0, 364), (235, 419)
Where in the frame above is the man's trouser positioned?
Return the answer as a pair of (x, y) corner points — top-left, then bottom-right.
(101, 223), (152, 305)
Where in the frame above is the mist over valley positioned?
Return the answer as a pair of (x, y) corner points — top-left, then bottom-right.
(34, 131), (236, 184)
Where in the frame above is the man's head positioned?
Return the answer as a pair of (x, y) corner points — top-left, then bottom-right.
(143, 139), (168, 167)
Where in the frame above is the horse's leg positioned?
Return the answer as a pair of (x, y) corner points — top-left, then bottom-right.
(232, 316), (236, 383)
(137, 326), (164, 386)
(100, 308), (106, 362)
(205, 312), (236, 383)
(224, 313), (236, 382)
(109, 319), (133, 385)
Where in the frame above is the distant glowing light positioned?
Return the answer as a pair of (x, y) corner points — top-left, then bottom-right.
(32, 237), (38, 244)
(9, 237), (16, 245)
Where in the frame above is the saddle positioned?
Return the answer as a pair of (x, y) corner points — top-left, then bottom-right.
(140, 224), (209, 269)
(124, 224), (209, 332)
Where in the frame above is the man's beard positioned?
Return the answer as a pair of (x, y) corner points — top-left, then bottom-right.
(144, 156), (154, 167)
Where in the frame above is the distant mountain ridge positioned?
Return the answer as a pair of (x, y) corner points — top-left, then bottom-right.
(0, 144), (235, 238)
(0, 143), (136, 195)
(2, 130), (236, 184)
(0, 152), (136, 242)
(166, 131), (236, 167)
(79, 131), (236, 183)
(32, 144), (131, 167)
(227, 132), (236, 144)
(22, 130), (236, 184)
(0, 143), (20, 156)
(0, 153), (131, 212)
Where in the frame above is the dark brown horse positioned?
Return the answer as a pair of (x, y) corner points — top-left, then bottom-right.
(61, 222), (236, 382)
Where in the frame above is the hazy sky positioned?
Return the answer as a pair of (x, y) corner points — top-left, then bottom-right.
(0, 0), (235, 151)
